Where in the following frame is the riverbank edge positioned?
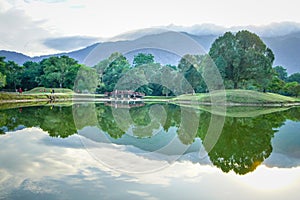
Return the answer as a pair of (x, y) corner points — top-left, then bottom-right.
(1, 97), (300, 107)
(1, 91), (300, 107)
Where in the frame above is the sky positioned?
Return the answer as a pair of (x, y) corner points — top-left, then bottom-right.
(1, 0), (300, 56)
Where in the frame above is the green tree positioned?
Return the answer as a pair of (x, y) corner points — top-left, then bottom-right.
(20, 61), (43, 90)
(132, 53), (158, 95)
(40, 56), (80, 89)
(0, 57), (6, 88)
(133, 53), (154, 67)
(94, 59), (110, 93)
(0, 73), (5, 88)
(209, 30), (274, 89)
(74, 65), (99, 93)
(5, 60), (23, 90)
(273, 66), (288, 81)
(287, 72), (300, 84)
(284, 81), (300, 97)
(100, 52), (131, 92)
(178, 54), (207, 93)
(268, 77), (285, 94)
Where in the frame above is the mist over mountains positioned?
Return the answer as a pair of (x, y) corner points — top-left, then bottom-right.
(1, 22), (300, 74)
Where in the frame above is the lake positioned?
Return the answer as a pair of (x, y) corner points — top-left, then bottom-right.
(0, 102), (300, 200)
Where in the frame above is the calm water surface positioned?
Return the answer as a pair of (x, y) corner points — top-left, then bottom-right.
(0, 102), (300, 200)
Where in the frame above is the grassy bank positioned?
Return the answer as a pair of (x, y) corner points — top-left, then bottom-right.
(0, 92), (72, 102)
(1, 89), (300, 106)
(173, 90), (300, 104)
(0, 92), (49, 101)
(25, 87), (73, 94)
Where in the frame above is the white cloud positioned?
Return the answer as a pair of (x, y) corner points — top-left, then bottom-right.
(0, 6), (57, 56)
(7, 0), (300, 38)
(1, 0), (300, 55)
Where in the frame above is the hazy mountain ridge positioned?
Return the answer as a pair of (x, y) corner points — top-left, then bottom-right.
(1, 26), (300, 74)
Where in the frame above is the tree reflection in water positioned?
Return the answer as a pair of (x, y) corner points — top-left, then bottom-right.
(1, 103), (300, 175)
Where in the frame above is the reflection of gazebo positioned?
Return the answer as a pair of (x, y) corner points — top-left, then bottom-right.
(104, 90), (145, 100)
(104, 101), (145, 108)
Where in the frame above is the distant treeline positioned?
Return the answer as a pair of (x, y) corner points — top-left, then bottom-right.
(1, 30), (300, 96)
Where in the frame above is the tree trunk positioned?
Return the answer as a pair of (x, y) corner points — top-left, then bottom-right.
(234, 82), (238, 89)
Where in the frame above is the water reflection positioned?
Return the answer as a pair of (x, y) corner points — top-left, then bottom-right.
(1, 127), (300, 200)
(1, 103), (300, 175)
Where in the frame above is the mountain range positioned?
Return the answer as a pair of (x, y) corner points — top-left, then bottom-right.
(1, 26), (300, 74)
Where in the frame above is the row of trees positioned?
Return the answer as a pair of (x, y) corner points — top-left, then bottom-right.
(270, 66), (300, 96)
(1, 30), (300, 96)
(94, 52), (178, 96)
(0, 55), (97, 92)
(94, 30), (300, 96)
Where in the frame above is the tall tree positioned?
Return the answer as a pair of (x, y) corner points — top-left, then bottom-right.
(209, 30), (274, 89)
(287, 72), (300, 84)
(273, 66), (288, 81)
(74, 65), (99, 93)
(20, 61), (43, 90)
(133, 53), (154, 67)
(284, 82), (300, 97)
(0, 57), (6, 88)
(100, 52), (130, 92)
(268, 77), (285, 94)
(40, 56), (80, 89)
(178, 54), (207, 93)
(5, 60), (23, 90)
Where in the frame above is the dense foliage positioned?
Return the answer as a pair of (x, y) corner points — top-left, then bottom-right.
(209, 30), (275, 90)
(0, 56), (97, 92)
(0, 30), (300, 96)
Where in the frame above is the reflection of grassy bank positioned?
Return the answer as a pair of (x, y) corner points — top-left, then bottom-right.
(0, 92), (73, 102)
(0, 92), (49, 101)
(0, 101), (48, 110)
(2, 89), (300, 106)
(0, 101), (74, 110)
(176, 103), (291, 117)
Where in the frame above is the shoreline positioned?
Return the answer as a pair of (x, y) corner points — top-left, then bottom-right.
(1, 90), (300, 107)
(171, 100), (300, 107)
(1, 97), (300, 107)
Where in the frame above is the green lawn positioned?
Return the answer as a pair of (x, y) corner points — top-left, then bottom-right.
(0, 92), (49, 101)
(25, 87), (74, 94)
(0, 87), (74, 101)
(2, 88), (300, 106)
(174, 89), (299, 104)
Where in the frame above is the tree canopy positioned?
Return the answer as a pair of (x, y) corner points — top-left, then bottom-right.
(1, 30), (300, 97)
(274, 66), (288, 81)
(0, 57), (6, 88)
(40, 56), (81, 89)
(133, 53), (155, 67)
(287, 72), (300, 84)
(209, 30), (274, 90)
(98, 52), (131, 92)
